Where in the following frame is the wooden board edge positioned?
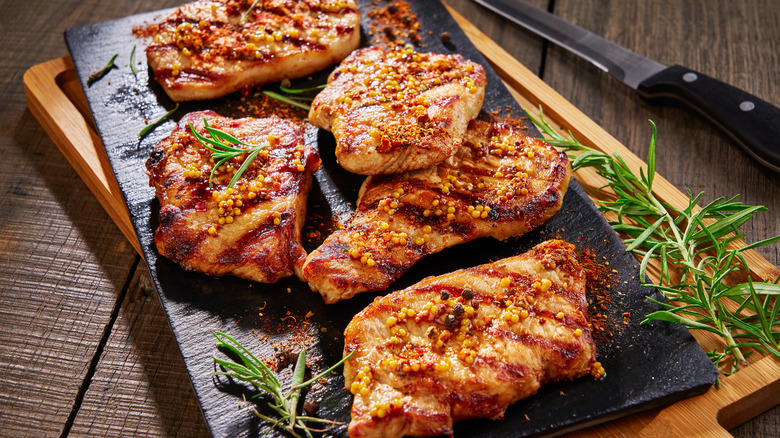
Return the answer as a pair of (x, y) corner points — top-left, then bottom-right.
(23, 56), (143, 256)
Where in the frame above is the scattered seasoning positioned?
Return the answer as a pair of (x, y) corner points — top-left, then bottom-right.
(239, 90), (309, 122)
(367, 0), (422, 48)
(87, 53), (118, 85)
(439, 31), (451, 44)
(577, 247), (621, 344)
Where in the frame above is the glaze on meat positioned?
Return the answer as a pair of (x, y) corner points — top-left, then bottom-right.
(143, 0), (360, 101)
(145, 110), (319, 282)
(343, 239), (601, 438)
(308, 46), (486, 175)
(301, 119), (572, 303)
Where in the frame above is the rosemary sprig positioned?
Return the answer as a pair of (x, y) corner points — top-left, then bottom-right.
(279, 84), (327, 95)
(188, 118), (268, 188)
(262, 81), (326, 111)
(263, 90), (315, 111)
(87, 53), (118, 85)
(526, 108), (780, 375)
(212, 331), (353, 438)
(138, 103), (179, 138)
(130, 44), (138, 76)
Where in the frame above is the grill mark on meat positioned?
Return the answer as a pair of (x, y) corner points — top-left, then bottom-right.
(302, 120), (572, 303)
(308, 46), (486, 175)
(146, 110), (318, 283)
(142, 0), (360, 101)
(342, 240), (597, 437)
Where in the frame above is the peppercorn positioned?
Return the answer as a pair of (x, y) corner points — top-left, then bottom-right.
(452, 303), (465, 317)
(441, 290), (450, 300)
(439, 31), (451, 44)
(445, 314), (457, 328)
(462, 288), (474, 300)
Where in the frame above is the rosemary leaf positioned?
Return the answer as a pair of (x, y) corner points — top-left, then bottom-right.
(130, 45), (137, 76)
(87, 54), (118, 85)
(138, 103), (179, 138)
(279, 84), (327, 94)
(241, 0), (260, 24)
(263, 90), (313, 111)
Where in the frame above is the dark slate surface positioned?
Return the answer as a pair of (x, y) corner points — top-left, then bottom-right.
(64, 1), (718, 436)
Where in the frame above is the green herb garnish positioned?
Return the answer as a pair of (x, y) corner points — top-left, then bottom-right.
(212, 331), (353, 438)
(138, 103), (179, 138)
(262, 81), (326, 111)
(130, 44), (138, 76)
(188, 118), (268, 188)
(527, 108), (780, 377)
(87, 54), (118, 85)
(279, 84), (327, 95)
(240, 0), (260, 24)
(263, 90), (315, 111)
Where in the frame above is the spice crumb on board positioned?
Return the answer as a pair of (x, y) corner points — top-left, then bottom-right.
(578, 247), (623, 343)
(367, 0), (422, 48)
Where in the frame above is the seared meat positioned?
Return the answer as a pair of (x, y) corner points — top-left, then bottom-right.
(145, 110), (320, 283)
(308, 46), (486, 175)
(143, 0), (360, 101)
(301, 119), (572, 303)
(343, 239), (601, 438)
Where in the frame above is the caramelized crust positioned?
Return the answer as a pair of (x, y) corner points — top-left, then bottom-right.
(309, 46), (486, 174)
(343, 240), (599, 438)
(144, 0), (360, 101)
(145, 110), (320, 283)
(301, 119), (572, 303)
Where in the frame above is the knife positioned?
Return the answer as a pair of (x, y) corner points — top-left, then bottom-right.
(473, 0), (780, 172)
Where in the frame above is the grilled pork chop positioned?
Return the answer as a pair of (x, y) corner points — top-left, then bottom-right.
(343, 239), (601, 438)
(143, 0), (360, 101)
(301, 119), (572, 303)
(145, 110), (319, 282)
(308, 46), (486, 175)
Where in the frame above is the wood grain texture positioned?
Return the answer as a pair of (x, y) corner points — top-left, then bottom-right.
(0, 1), (145, 435)
(1, 0), (184, 436)
(70, 265), (209, 437)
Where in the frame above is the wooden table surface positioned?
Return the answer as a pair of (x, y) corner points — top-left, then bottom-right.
(2, 0), (778, 436)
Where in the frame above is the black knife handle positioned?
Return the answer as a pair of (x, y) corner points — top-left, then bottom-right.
(637, 65), (780, 172)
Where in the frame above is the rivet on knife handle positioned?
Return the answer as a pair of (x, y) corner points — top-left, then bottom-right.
(638, 65), (780, 172)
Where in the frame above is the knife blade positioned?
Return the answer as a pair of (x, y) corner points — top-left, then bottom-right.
(473, 0), (780, 172)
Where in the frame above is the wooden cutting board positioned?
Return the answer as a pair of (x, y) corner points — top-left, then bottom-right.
(23, 4), (780, 437)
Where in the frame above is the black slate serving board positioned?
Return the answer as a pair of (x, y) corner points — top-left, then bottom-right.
(64, 1), (718, 436)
